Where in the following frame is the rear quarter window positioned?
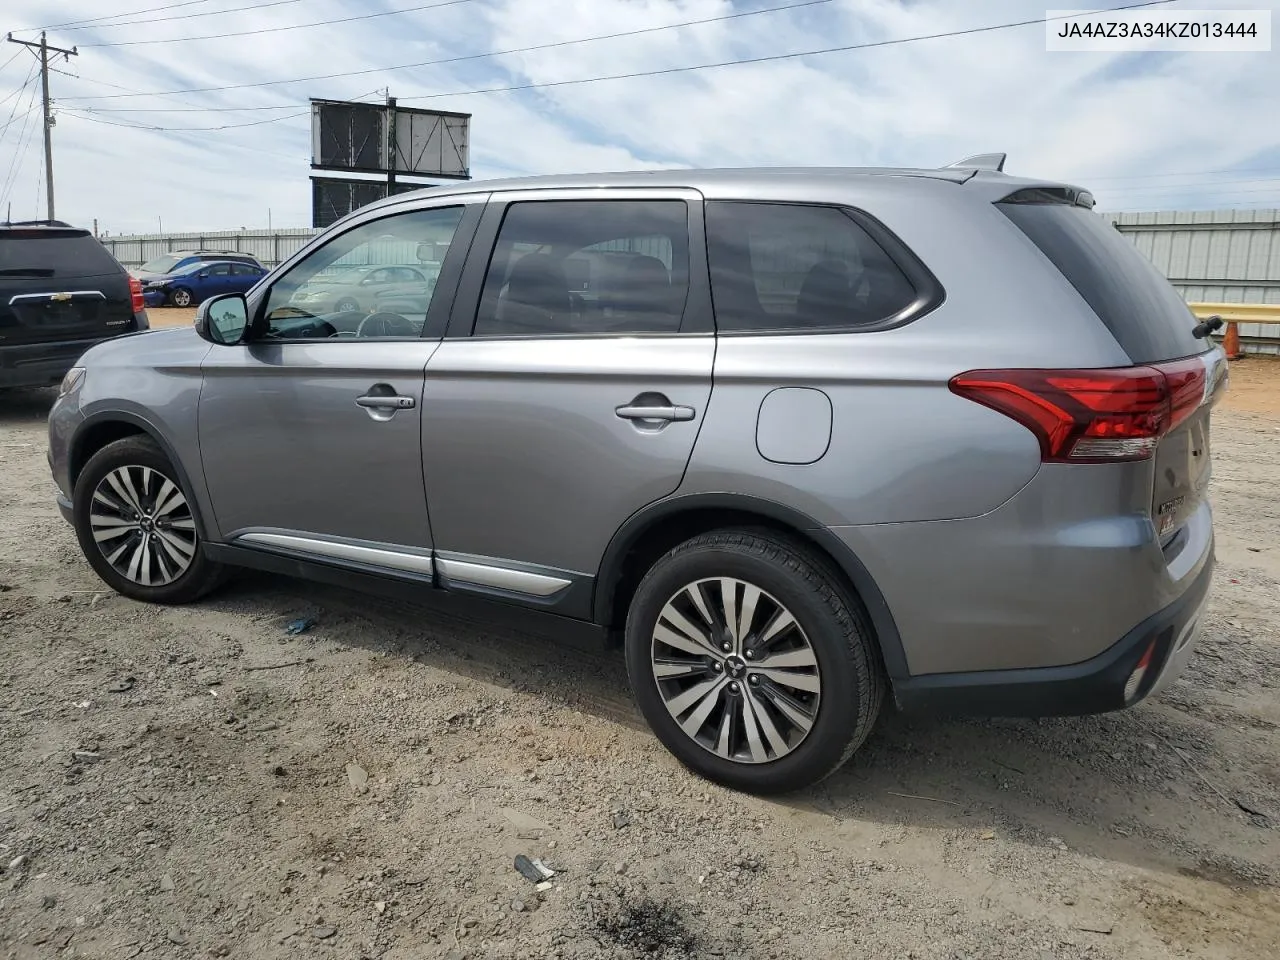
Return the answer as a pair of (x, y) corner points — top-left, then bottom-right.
(0, 233), (125, 279)
(998, 199), (1205, 363)
(704, 201), (934, 333)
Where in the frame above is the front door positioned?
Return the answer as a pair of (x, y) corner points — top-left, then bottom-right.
(197, 198), (482, 575)
(421, 191), (715, 604)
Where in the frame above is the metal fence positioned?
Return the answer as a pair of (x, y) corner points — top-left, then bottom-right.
(98, 212), (1280, 354)
(1106, 209), (1280, 355)
(99, 229), (321, 269)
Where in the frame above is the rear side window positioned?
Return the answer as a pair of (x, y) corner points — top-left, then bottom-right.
(0, 232), (123, 278)
(473, 200), (690, 337)
(705, 201), (921, 333)
(998, 199), (1204, 363)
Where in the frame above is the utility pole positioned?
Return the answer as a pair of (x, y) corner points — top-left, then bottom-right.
(6, 32), (78, 222)
(385, 89), (398, 197)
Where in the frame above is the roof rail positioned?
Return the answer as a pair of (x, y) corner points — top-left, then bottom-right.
(1, 218), (76, 228)
(944, 153), (1007, 173)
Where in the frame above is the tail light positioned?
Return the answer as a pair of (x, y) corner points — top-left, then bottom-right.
(129, 276), (146, 314)
(949, 359), (1208, 463)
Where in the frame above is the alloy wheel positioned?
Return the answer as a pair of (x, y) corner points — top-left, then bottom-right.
(651, 577), (822, 764)
(172, 288), (192, 307)
(88, 465), (198, 587)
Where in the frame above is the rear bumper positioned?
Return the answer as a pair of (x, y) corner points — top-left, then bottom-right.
(893, 552), (1213, 716)
(0, 321), (146, 387)
(0, 339), (97, 388)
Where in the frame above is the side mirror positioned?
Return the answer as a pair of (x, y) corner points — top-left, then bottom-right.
(197, 271), (209, 279)
(196, 293), (249, 345)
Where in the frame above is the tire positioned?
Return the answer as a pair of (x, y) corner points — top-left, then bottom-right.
(334, 297), (360, 313)
(624, 528), (883, 794)
(72, 436), (225, 604)
(169, 287), (193, 307)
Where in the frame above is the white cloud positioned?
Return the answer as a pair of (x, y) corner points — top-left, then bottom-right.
(1, 0), (1278, 233)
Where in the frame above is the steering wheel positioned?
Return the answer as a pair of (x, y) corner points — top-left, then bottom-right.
(356, 311), (420, 338)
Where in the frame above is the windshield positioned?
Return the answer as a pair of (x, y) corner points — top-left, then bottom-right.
(140, 254), (184, 274)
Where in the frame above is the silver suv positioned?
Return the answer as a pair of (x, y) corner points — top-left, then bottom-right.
(47, 159), (1228, 794)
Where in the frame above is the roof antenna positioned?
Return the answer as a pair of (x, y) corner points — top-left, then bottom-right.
(944, 153), (1007, 172)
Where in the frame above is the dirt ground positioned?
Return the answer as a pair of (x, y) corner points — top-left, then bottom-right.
(2, 354), (1279, 960)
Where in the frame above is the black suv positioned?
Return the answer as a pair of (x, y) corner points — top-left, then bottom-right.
(0, 221), (149, 390)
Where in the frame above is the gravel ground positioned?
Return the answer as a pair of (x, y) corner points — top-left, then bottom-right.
(2, 357), (1279, 960)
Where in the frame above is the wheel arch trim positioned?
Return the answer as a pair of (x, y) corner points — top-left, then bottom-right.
(71, 410), (213, 542)
(593, 493), (910, 680)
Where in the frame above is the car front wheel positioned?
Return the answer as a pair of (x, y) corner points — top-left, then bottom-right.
(72, 436), (225, 604)
(624, 528), (883, 794)
(169, 286), (193, 307)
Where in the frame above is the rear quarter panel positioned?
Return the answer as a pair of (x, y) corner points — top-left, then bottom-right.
(683, 177), (1132, 525)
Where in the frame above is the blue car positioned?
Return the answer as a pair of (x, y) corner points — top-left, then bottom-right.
(142, 259), (267, 308)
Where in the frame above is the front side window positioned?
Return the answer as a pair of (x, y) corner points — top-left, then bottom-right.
(473, 200), (690, 337)
(262, 206), (464, 340)
(705, 201), (919, 333)
(204, 263), (232, 277)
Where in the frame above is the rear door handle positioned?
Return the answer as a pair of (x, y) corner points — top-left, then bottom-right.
(615, 403), (695, 422)
(356, 394), (415, 410)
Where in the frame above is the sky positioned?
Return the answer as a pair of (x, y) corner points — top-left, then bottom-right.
(1, 0), (1278, 233)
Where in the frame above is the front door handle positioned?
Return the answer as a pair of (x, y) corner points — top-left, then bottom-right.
(356, 394), (416, 410)
(615, 403), (695, 423)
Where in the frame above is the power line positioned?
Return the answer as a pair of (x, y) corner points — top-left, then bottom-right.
(0, 98), (40, 138)
(61, 107), (309, 131)
(35, 0), (305, 33)
(0, 81), (41, 211)
(58, 0), (1177, 106)
(34, 0), (221, 31)
(80, 0), (479, 47)
(0, 48), (23, 75)
(0, 59), (38, 110)
(71, 0), (836, 111)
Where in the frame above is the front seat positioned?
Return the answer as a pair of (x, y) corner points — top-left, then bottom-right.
(495, 253), (571, 334)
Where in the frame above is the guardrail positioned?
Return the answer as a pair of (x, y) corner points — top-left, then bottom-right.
(1188, 302), (1280, 359)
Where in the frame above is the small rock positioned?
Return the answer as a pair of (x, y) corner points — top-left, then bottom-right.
(375, 901), (386, 915)
(208, 947), (230, 958)
(346, 762), (369, 794)
(7, 855), (29, 872)
(612, 810), (631, 830)
(106, 678), (135, 693)
(160, 874), (175, 892)
(1076, 922), (1114, 935)
(1062, 895), (1076, 906)
(167, 931), (189, 946)
(978, 831), (995, 841)
(311, 926), (337, 940)
(462, 918), (478, 929)
(614, 861), (628, 875)
(41, 895), (56, 909)
(511, 899), (527, 912)
(271, 765), (286, 777)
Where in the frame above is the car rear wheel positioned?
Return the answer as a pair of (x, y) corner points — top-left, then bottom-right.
(72, 436), (225, 604)
(624, 528), (883, 794)
(169, 286), (193, 307)
(334, 297), (360, 313)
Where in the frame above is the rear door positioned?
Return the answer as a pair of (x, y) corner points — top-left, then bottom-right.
(0, 227), (134, 345)
(998, 196), (1228, 541)
(420, 190), (715, 606)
